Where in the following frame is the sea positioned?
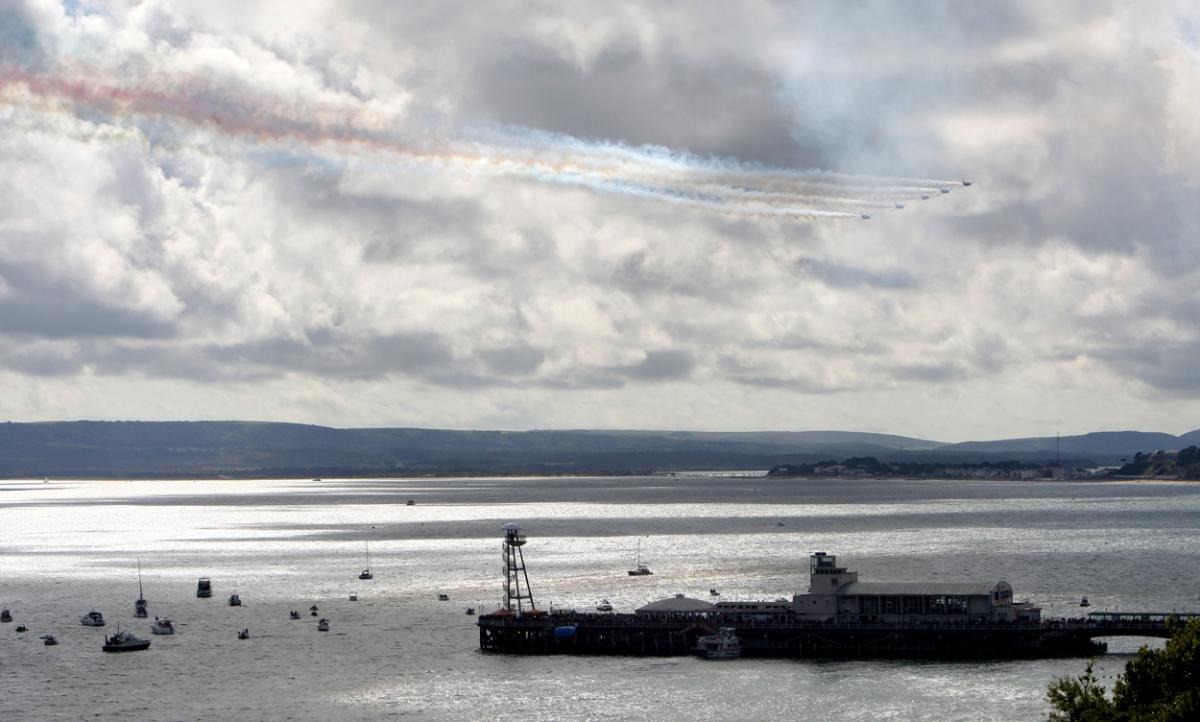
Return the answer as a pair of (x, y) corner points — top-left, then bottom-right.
(2, 475), (1199, 721)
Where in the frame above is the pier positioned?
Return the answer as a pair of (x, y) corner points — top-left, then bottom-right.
(477, 527), (1193, 660)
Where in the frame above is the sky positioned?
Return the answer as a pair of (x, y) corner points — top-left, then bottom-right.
(1, 0), (1198, 441)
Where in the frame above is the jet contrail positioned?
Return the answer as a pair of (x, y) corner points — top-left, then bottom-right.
(0, 64), (966, 220)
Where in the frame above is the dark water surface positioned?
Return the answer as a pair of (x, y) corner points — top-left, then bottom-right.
(2, 476), (1198, 720)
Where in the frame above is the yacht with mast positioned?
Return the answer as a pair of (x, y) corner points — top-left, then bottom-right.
(358, 540), (374, 580)
(134, 558), (148, 618)
(627, 539), (653, 576)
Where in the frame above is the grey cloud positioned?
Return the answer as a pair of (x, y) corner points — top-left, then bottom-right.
(0, 263), (177, 340)
(613, 349), (693, 381)
(1095, 342), (1200, 396)
(793, 257), (917, 290)
(890, 363), (968, 384)
(479, 345), (546, 375)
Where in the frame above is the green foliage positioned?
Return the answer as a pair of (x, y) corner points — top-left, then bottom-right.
(1046, 618), (1200, 721)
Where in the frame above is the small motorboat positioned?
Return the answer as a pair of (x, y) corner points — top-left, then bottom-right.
(196, 578), (212, 598)
(349, 593), (358, 602)
(710, 589), (720, 597)
(103, 628), (151, 653)
(0, 609), (11, 622)
(405, 499), (415, 506)
(437, 593), (450, 601)
(465, 607), (476, 615)
(228, 593), (242, 607)
(237, 628), (249, 640)
(15, 624), (28, 633)
(80, 610), (106, 627)
(596, 600), (613, 612)
(310, 604), (319, 616)
(289, 610), (301, 620)
(317, 618), (329, 632)
(693, 627), (741, 660)
(1080, 597), (1091, 608)
(150, 617), (175, 635)
(42, 634), (58, 646)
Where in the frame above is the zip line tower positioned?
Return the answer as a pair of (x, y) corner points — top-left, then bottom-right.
(501, 523), (536, 614)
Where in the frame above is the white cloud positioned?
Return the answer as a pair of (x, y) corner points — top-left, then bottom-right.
(0, 0), (1197, 439)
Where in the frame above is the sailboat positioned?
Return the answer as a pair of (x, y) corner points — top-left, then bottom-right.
(627, 539), (653, 576)
(358, 540), (374, 580)
(134, 558), (148, 618)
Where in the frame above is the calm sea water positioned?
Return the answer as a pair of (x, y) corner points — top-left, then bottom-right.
(2, 476), (1198, 721)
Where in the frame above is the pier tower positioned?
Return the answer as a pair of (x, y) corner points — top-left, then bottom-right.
(501, 523), (536, 614)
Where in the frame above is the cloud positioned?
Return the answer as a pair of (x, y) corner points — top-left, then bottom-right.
(0, 0), (1198, 439)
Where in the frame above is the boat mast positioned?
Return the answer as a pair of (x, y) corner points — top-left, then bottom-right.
(137, 558), (144, 600)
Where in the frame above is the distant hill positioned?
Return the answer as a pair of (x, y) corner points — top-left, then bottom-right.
(0, 421), (1196, 478)
(940, 431), (1185, 458)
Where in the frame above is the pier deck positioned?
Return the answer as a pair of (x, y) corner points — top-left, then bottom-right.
(478, 611), (1187, 659)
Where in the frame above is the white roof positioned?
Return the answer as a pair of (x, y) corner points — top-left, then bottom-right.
(636, 594), (715, 613)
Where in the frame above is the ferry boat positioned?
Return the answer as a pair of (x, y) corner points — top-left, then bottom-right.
(150, 617), (176, 635)
(196, 578), (212, 598)
(103, 628), (150, 653)
(693, 627), (741, 660)
(80, 610), (106, 627)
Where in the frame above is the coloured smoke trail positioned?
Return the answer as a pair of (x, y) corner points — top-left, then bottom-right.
(0, 63), (965, 220)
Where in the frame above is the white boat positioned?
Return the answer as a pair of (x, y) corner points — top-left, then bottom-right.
(693, 627), (741, 660)
(80, 610), (106, 627)
(596, 600), (613, 612)
(150, 617), (175, 635)
(237, 628), (249, 640)
(317, 618), (329, 632)
(358, 540), (374, 580)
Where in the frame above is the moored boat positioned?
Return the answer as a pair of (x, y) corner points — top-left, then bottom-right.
(237, 628), (249, 640)
(196, 578), (212, 598)
(317, 618), (330, 632)
(228, 593), (241, 607)
(103, 628), (150, 653)
(289, 610), (301, 620)
(0, 609), (11, 623)
(596, 600), (613, 612)
(627, 539), (653, 576)
(134, 558), (148, 618)
(358, 540), (374, 580)
(80, 610), (106, 627)
(693, 627), (741, 660)
(42, 634), (58, 646)
(150, 617), (175, 635)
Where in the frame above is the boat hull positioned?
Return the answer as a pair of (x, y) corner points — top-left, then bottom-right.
(103, 641), (151, 652)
